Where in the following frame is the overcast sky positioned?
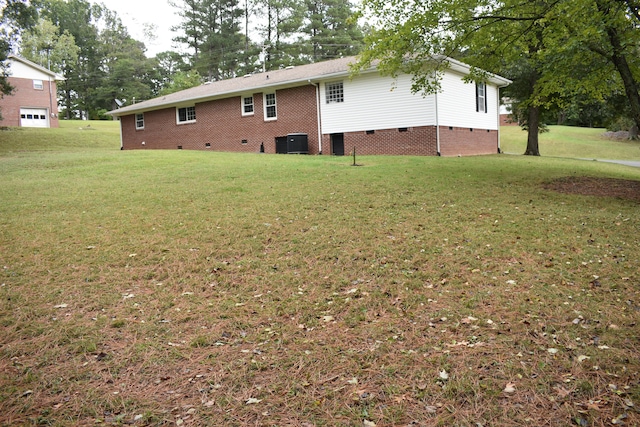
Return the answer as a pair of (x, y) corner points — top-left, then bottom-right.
(93, 0), (179, 57)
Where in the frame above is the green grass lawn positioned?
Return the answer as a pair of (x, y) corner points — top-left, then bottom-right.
(1, 122), (639, 426)
(501, 125), (640, 160)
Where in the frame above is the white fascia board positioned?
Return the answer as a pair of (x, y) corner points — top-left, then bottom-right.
(445, 57), (511, 87)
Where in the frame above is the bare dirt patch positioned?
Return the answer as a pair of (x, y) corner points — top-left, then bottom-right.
(544, 176), (640, 203)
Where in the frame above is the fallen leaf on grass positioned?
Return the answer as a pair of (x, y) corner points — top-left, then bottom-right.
(322, 315), (335, 322)
(425, 405), (437, 414)
(439, 370), (449, 380)
(53, 304), (68, 309)
(246, 398), (262, 404)
(363, 420), (376, 427)
(503, 383), (516, 393)
(548, 348), (559, 354)
(577, 355), (590, 362)
(554, 385), (572, 398)
(611, 413), (627, 425)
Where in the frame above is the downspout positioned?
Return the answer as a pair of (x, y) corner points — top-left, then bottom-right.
(119, 117), (124, 150)
(496, 85), (501, 153)
(309, 80), (322, 154)
(48, 75), (54, 127)
(435, 91), (441, 156)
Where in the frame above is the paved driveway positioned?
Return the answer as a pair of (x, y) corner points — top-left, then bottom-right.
(596, 159), (640, 168)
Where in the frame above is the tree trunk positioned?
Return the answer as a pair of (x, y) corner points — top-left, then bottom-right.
(609, 48), (640, 140)
(524, 105), (541, 156)
(599, 1), (640, 139)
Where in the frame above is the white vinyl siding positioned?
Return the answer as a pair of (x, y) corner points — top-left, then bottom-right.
(9, 60), (54, 80)
(436, 71), (499, 130)
(321, 73), (437, 134)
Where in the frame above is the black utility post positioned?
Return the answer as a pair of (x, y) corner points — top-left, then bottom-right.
(352, 146), (356, 166)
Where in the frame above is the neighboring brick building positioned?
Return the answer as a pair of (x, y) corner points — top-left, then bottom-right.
(0, 55), (63, 128)
(109, 56), (511, 156)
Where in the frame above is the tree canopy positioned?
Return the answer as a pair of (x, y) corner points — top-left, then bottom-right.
(1, 0), (366, 119)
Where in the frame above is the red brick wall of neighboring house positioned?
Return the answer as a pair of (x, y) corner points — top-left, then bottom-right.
(321, 126), (439, 156)
(120, 85), (320, 154)
(438, 126), (499, 156)
(0, 77), (59, 127)
(500, 114), (518, 126)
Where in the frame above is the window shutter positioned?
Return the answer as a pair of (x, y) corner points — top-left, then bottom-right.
(484, 84), (488, 113)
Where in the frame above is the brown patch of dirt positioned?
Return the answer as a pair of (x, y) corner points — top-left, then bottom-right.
(544, 176), (640, 203)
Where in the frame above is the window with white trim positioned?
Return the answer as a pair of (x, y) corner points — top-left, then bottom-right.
(135, 113), (144, 129)
(264, 93), (277, 120)
(325, 81), (344, 104)
(242, 96), (254, 115)
(177, 106), (196, 124)
(476, 82), (487, 113)
(33, 79), (43, 90)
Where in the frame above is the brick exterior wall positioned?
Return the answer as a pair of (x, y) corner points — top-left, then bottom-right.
(321, 126), (438, 156)
(0, 76), (59, 128)
(121, 83), (499, 157)
(500, 113), (518, 126)
(121, 85), (320, 154)
(438, 126), (499, 156)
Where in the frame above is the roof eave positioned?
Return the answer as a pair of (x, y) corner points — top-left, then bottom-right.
(108, 65), (378, 117)
(8, 54), (64, 80)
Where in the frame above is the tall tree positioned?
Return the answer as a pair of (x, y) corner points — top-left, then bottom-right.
(302, 0), (364, 62)
(93, 8), (155, 114)
(20, 18), (80, 74)
(152, 51), (194, 95)
(258, 0), (305, 69)
(35, 0), (104, 119)
(172, 0), (246, 80)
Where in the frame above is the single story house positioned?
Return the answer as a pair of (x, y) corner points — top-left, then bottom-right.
(108, 56), (511, 156)
(0, 55), (63, 128)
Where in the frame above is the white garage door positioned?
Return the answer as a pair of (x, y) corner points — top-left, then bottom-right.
(20, 108), (49, 128)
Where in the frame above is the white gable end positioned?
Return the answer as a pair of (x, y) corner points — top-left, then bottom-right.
(436, 71), (500, 130)
(320, 72), (437, 134)
(8, 59), (55, 81)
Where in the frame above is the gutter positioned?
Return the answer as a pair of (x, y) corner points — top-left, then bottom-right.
(435, 90), (441, 155)
(309, 80), (323, 154)
(497, 87), (502, 153)
(119, 118), (124, 150)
